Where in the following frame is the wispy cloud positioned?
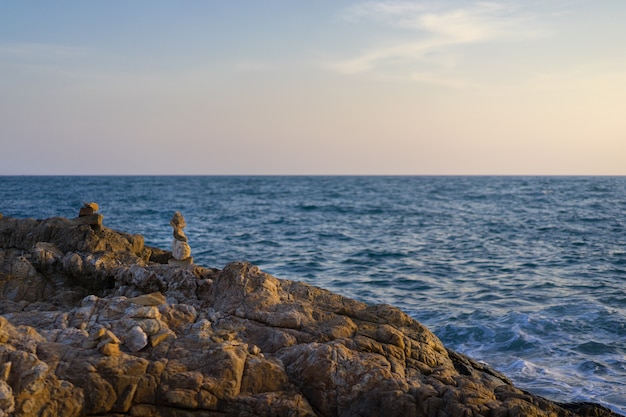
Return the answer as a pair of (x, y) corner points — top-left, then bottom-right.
(410, 71), (478, 89)
(343, 1), (429, 24)
(0, 42), (89, 62)
(0, 41), (94, 81)
(330, 1), (542, 81)
(230, 59), (274, 73)
(328, 38), (445, 74)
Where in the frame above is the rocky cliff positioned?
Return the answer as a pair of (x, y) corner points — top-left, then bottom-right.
(0, 215), (620, 417)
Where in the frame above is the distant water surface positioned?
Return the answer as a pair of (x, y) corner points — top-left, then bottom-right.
(1, 176), (625, 414)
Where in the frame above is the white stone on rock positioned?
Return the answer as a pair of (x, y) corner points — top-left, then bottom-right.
(135, 318), (161, 336)
(172, 239), (191, 261)
(125, 325), (148, 352)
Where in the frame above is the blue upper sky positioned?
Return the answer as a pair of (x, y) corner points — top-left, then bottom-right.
(1, 1), (625, 174)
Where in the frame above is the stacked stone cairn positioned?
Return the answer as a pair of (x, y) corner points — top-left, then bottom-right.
(169, 211), (193, 265)
(74, 201), (103, 230)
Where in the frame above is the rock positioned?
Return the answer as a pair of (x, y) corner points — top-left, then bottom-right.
(84, 202), (99, 212)
(100, 342), (120, 356)
(128, 292), (166, 306)
(0, 216), (146, 256)
(169, 211), (186, 229)
(173, 228), (187, 242)
(32, 242), (64, 268)
(0, 362), (10, 382)
(0, 215), (622, 417)
(170, 211), (192, 262)
(0, 380), (14, 416)
(168, 258), (193, 268)
(125, 325), (148, 352)
(171, 238), (191, 261)
(79, 207), (94, 217)
(78, 202), (99, 218)
(72, 213), (103, 229)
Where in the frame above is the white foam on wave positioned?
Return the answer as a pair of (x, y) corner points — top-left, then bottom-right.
(440, 309), (626, 415)
(490, 354), (626, 415)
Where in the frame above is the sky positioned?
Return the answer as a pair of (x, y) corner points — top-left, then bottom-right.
(1, 1), (625, 175)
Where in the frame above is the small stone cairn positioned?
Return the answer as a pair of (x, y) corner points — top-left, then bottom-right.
(74, 202), (103, 230)
(169, 211), (193, 266)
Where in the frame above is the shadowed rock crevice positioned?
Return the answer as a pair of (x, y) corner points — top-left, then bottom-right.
(0, 215), (622, 417)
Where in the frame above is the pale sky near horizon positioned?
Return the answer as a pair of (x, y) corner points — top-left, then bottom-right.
(1, 1), (625, 175)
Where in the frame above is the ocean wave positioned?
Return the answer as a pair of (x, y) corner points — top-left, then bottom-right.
(2, 175), (625, 413)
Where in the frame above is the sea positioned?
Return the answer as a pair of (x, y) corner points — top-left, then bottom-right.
(1, 175), (625, 414)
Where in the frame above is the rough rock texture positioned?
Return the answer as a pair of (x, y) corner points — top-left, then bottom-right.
(0, 216), (621, 417)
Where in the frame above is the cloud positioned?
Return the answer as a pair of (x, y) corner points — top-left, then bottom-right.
(418, 8), (495, 42)
(0, 42), (89, 62)
(330, 1), (540, 78)
(0, 41), (94, 82)
(343, 1), (529, 37)
(409, 71), (477, 89)
(328, 38), (445, 74)
(230, 59), (274, 73)
(343, 1), (428, 22)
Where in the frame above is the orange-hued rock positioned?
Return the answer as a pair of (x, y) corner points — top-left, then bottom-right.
(0, 215), (621, 417)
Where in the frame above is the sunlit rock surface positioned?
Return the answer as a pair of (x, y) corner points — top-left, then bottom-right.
(0, 216), (621, 417)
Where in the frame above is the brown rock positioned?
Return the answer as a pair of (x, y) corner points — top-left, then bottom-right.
(168, 257), (193, 266)
(84, 202), (99, 211)
(129, 291), (166, 306)
(240, 356), (291, 394)
(0, 380), (14, 416)
(169, 211), (186, 229)
(0, 216), (622, 417)
(100, 342), (120, 356)
(73, 212), (103, 227)
(78, 206), (94, 217)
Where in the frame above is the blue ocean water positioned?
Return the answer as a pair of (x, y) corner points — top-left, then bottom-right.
(1, 175), (625, 413)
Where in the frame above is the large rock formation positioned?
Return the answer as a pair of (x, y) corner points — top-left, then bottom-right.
(0, 215), (621, 417)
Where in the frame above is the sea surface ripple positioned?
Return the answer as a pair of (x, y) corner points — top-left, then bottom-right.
(1, 175), (625, 413)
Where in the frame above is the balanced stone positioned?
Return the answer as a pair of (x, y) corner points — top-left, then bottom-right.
(169, 211), (192, 264)
(74, 201), (103, 230)
(172, 239), (192, 261)
(170, 211), (186, 229)
(79, 202), (99, 217)
(173, 228), (188, 242)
